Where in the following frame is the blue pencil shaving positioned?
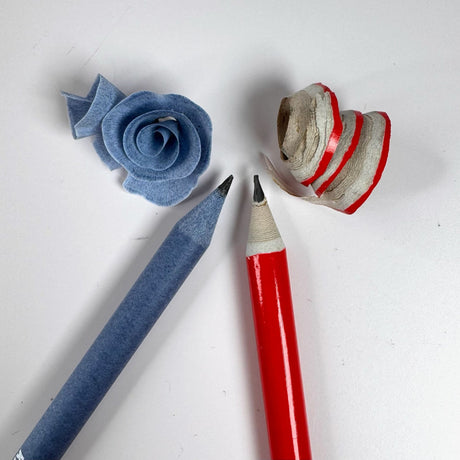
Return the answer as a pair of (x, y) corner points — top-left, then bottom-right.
(62, 75), (213, 206)
(14, 175), (233, 460)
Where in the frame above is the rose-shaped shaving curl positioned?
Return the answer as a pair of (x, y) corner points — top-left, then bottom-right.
(62, 75), (126, 170)
(269, 83), (391, 214)
(63, 75), (212, 206)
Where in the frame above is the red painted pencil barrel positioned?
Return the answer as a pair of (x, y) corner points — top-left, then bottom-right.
(246, 248), (312, 460)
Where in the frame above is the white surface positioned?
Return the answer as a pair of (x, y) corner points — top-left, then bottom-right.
(1, 1), (459, 459)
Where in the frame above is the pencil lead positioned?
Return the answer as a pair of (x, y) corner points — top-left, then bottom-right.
(217, 175), (234, 196)
(253, 175), (265, 203)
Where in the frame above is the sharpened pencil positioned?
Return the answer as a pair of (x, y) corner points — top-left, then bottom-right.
(246, 175), (312, 460)
(13, 175), (233, 460)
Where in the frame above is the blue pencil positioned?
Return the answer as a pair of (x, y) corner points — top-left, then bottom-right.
(13, 175), (233, 460)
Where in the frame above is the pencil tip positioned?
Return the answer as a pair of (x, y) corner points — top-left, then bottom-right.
(253, 175), (265, 202)
(217, 175), (234, 196)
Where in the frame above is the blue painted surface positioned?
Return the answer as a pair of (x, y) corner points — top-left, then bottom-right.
(16, 178), (232, 460)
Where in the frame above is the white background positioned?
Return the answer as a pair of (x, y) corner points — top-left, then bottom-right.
(1, 1), (459, 459)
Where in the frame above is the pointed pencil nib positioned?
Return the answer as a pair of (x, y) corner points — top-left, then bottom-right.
(217, 175), (234, 196)
(253, 175), (265, 203)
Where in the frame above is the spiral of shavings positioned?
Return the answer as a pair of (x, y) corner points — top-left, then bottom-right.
(62, 75), (212, 206)
(272, 83), (391, 214)
(278, 83), (343, 186)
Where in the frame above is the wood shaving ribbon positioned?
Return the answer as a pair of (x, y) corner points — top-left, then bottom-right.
(266, 83), (391, 214)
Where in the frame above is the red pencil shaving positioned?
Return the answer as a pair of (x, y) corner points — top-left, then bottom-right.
(246, 175), (313, 460)
(278, 83), (343, 187)
(273, 83), (391, 213)
(312, 109), (363, 197)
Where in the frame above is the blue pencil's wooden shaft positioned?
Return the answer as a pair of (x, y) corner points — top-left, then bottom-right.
(14, 177), (232, 460)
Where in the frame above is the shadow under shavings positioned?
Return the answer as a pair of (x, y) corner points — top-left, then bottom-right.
(379, 129), (445, 200)
(241, 75), (291, 156)
(238, 73), (306, 195)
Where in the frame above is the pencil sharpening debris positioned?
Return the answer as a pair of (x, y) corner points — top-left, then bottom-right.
(62, 74), (212, 206)
(266, 82), (391, 214)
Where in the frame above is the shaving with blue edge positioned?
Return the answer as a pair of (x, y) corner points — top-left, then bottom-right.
(62, 75), (212, 206)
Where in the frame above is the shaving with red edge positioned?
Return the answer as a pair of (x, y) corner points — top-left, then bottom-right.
(273, 83), (391, 213)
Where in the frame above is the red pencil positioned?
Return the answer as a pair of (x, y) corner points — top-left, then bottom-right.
(246, 175), (312, 460)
